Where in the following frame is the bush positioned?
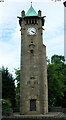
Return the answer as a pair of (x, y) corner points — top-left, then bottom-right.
(2, 99), (12, 111)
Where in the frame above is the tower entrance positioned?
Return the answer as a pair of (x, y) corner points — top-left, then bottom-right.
(30, 99), (36, 111)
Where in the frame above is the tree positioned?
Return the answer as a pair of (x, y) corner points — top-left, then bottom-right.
(14, 55), (66, 108)
(14, 69), (20, 110)
(51, 55), (65, 64)
(2, 99), (12, 111)
(2, 66), (16, 109)
(47, 55), (66, 107)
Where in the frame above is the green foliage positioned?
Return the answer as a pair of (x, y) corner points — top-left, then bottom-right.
(51, 55), (65, 64)
(15, 69), (20, 110)
(2, 66), (16, 109)
(15, 68), (20, 94)
(2, 99), (12, 111)
(14, 55), (66, 108)
(15, 69), (20, 83)
(47, 55), (66, 107)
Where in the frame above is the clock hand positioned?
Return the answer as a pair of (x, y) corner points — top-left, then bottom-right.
(31, 31), (35, 33)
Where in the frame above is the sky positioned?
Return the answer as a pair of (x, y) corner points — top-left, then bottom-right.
(0, 0), (65, 76)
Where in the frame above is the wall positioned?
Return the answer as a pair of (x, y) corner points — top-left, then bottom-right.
(2, 116), (66, 120)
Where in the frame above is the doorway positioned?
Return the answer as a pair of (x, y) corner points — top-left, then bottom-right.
(30, 99), (36, 111)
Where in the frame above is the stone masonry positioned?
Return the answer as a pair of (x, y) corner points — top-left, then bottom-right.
(18, 3), (48, 115)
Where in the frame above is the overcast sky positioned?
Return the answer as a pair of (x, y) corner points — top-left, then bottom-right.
(0, 0), (65, 76)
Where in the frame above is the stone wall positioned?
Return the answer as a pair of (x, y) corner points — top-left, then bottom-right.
(1, 116), (66, 120)
(20, 15), (48, 115)
(49, 107), (66, 113)
(62, 108), (66, 113)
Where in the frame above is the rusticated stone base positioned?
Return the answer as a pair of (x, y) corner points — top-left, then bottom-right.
(1, 112), (66, 120)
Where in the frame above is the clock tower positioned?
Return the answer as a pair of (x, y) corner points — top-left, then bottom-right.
(18, 2), (48, 115)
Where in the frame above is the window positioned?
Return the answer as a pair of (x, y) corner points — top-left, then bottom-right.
(34, 81), (38, 84)
(32, 20), (34, 24)
(30, 50), (33, 54)
(35, 19), (37, 24)
(26, 19), (37, 25)
(27, 81), (30, 85)
(29, 19), (31, 24)
(26, 20), (28, 24)
(30, 99), (36, 111)
(31, 41), (33, 43)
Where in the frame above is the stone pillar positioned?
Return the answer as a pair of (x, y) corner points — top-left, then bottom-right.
(43, 45), (48, 113)
(21, 10), (25, 17)
(38, 10), (42, 16)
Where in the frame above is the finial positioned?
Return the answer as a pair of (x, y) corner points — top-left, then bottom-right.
(31, 1), (32, 6)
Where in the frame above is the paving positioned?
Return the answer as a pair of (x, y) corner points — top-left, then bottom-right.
(13, 112), (66, 118)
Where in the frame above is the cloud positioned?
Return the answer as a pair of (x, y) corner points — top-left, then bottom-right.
(0, 1), (64, 75)
(45, 32), (64, 60)
(0, 5), (21, 74)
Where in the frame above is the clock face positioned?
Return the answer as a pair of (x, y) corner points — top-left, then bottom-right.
(27, 27), (36, 35)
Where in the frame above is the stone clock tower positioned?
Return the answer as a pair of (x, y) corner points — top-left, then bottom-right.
(18, 3), (48, 115)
